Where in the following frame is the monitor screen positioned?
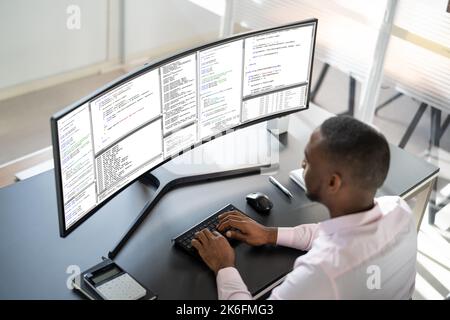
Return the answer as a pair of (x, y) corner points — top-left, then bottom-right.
(51, 19), (317, 236)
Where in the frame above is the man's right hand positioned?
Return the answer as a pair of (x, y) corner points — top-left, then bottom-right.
(217, 211), (277, 246)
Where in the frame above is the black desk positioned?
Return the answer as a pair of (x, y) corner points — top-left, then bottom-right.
(0, 105), (438, 299)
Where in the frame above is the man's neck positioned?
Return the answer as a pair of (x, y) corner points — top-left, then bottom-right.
(327, 194), (375, 219)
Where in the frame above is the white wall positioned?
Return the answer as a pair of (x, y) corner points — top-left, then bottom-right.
(0, 0), (221, 92)
(0, 0), (108, 89)
(123, 0), (221, 61)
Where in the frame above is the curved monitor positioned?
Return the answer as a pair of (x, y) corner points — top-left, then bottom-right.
(51, 19), (317, 237)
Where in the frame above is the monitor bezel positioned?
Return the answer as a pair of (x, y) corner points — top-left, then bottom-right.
(51, 18), (318, 237)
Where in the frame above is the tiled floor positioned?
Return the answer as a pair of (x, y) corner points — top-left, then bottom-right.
(0, 59), (449, 299)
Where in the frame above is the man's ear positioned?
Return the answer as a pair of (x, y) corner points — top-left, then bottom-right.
(328, 173), (342, 194)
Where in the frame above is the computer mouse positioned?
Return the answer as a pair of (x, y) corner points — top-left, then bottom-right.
(246, 192), (273, 214)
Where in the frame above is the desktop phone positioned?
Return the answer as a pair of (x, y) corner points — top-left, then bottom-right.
(78, 259), (157, 300)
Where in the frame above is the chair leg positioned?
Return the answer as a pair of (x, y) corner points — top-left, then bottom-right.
(375, 92), (403, 115)
(310, 63), (329, 103)
(398, 103), (428, 149)
(339, 76), (356, 116)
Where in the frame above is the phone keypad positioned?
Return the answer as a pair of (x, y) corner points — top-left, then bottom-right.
(97, 273), (146, 300)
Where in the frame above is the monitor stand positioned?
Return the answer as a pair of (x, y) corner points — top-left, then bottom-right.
(107, 162), (275, 259)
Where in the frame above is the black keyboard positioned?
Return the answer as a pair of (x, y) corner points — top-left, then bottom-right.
(173, 204), (245, 257)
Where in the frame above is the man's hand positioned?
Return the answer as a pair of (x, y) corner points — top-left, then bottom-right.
(217, 211), (277, 246)
(191, 229), (235, 274)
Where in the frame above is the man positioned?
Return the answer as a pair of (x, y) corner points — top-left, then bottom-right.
(191, 116), (417, 299)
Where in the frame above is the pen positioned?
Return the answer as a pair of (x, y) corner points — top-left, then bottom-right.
(269, 176), (294, 198)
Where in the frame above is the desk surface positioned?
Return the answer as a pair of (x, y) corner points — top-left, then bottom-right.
(0, 105), (438, 299)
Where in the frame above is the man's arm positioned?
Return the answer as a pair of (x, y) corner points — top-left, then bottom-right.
(217, 211), (319, 250)
(192, 213), (321, 300)
(215, 260), (336, 300)
(268, 263), (336, 299)
(216, 267), (252, 300)
(191, 229), (253, 299)
(276, 224), (319, 251)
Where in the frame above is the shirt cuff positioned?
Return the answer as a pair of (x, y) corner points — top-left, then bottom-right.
(217, 267), (241, 280)
(216, 267), (251, 300)
(276, 227), (295, 247)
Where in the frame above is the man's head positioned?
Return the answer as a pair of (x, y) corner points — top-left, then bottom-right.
(302, 116), (390, 215)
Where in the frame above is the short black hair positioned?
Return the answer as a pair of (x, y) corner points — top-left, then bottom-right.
(319, 116), (390, 190)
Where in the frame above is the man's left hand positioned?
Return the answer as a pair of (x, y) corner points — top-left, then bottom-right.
(191, 229), (235, 274)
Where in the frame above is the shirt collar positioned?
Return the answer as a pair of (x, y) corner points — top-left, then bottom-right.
(319, 199), (382, 235)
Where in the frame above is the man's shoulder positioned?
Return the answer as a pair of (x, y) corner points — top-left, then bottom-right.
(375, 196), (412, 217)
